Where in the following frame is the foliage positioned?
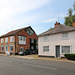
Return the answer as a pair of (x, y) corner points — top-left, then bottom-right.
(64, 54), (75, 61)
(64, 1), (75, 27)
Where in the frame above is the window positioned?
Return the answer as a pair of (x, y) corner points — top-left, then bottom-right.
(1, 38), (4, 43)
(62, 33), (69, 39)
(25, 28), (34, 35)
(5, 37), (8, 43)
(20, 47), (24, 51)
(1, 46), (4, 51)
(31, 46), (34, 50)
(31, 39), (34, 43)
(62, 46), (70, 54)
(36, 40), (38, 43)
(19, 36), (22, 41)
(19, 36), (26, 41)
(36, 45), (38, 49)
(10, 46), (13, 51)
(43, 46), (49, 52)
(23, 36), (25, 41)
(19, 36), (26, 44)
(43, 36), (49, 42)
(10, 36), (14, 42)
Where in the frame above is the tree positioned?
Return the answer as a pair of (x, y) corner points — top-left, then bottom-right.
(67, 8), (73, 17)
(73, 1), (75, 13)
(64, 2), (75, 27)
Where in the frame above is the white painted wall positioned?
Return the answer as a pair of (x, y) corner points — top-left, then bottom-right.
(38, 31), (75, 57)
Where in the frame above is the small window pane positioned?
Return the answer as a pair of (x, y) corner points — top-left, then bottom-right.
(62, 46), (70, 53)
(43, 36), (49, 42)
(31, 46), (34, 50)
(62, 33), (69, 39)
(1, 38), (3, 43)
(5, 37), (8, 43)
(10, 36), (14, 42)
(10, 46), (13, 51)
(43, 46), (49, 52)
(1, 47), (4, 51)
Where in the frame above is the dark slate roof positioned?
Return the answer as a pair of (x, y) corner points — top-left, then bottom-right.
(0, 26), (30, 38)
(38, 24), (75, 37)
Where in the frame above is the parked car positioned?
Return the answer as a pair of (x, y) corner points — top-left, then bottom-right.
(31, 50), (38, 54)
(19, 49), (32, 55)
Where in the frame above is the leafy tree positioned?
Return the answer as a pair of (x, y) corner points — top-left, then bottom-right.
(67, 8), (73, 17)
(73, 1), (75, 13)
(64, 2), (75, 27)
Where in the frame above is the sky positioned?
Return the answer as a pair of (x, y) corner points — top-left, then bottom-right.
(0, 0), (75, 36)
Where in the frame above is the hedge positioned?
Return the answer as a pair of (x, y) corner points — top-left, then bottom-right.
(64, 54), (75, 61)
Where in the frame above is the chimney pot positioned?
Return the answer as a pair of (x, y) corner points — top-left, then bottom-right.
(55, 21), (60, 27)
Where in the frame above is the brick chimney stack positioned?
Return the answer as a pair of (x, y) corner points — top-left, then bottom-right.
(73, 21), (75, 27)
(55, 21), (60, 27)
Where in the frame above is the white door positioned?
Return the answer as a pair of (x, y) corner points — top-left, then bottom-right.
(5, 46), (8, 52)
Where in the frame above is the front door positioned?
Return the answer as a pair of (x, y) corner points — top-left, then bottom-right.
(56, 46), (60, 57)
(5, 46), (8, 52)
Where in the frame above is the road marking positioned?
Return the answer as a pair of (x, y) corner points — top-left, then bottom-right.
(23, 63), (56, 70)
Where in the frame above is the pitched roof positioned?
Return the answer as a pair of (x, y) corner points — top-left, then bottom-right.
(38, 24), (75, 37)
(0, 26), (30, 38)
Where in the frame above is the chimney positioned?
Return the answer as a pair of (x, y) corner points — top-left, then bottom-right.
(55, 21), (60, 27)
(73, 21), (75, 27)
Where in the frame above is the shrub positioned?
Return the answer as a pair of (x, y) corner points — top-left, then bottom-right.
(64, 54), (75, 61)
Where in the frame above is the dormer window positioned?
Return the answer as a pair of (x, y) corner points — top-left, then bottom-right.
(25, 28), (34, 35)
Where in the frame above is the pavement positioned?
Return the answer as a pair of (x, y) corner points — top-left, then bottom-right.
(0, 55), (75, 75)
(0, 54), (75, 63)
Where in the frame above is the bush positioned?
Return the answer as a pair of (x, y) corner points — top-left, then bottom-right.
(64, 54), (75, 61)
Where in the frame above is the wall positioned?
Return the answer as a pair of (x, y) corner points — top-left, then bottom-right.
(38, 31), (75, 57)
(0, 35), (16, 54)
(15, 29), (38, 53)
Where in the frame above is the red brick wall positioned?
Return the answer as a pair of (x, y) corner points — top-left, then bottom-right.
(0, 35), (16, 53)
(15, 29), (38, 53)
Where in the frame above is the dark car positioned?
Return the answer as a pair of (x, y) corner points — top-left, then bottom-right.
(19, 49), (32, 55)
(31, 50), (38, 54)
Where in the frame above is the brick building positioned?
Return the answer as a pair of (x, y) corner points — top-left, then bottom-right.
(0, 26), (38, 55)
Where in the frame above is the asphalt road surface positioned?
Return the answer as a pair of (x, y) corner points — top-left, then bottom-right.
(0, 56), (75, 75)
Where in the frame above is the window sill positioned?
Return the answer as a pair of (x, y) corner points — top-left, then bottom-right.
(62, 38), (70, 40)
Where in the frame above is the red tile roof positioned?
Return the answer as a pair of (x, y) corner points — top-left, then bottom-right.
(0, 26), (30, 38)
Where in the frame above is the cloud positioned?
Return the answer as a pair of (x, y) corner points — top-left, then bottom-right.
(43, 18), (57, 22)
(0, 0), (51, 36)
(43, 13), (67, 23)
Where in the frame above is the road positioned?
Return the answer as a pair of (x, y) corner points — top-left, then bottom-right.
(0, 56), (75, 75)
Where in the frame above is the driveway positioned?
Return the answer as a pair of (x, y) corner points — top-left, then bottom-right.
(0, 56), (75, 75)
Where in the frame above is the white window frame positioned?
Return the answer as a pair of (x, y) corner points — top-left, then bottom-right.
(31, 39), (34, 43)
(43, 36), (49, 42)
(1, 46), (4, 51)
(5, 37), (8, 43)
(62, 46), (71, 54)
(10, 36), (14, 42)
(1, 38), (4, 43)
(19, 36), (26, 45)
(10, 45), (13, 51)
(43, 46), (49, 52)
(31, 46), (34, 50)
(62, 32), (69, 40)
